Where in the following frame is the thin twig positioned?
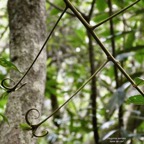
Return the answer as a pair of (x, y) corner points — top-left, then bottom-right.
(108, 0), (123, 134)
(39, 60), (108, 125)
(25, 60), (108, 137)
(64, 0), (144, 96)
(117, 45), (144, 54)
(92, 0), (140, 29)
(88, 0), (96, 20)
(87, 0), (100, 143)
(0, 25), (8, 40)
(1, 7), (68, 93)
(47, 0), (74, 16)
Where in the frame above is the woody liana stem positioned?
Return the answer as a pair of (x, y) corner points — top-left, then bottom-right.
(25, 0), (144, 138)
(25, 60), (108, 137)
(0, 7), (68, 93)
(64, 0), (144, 96)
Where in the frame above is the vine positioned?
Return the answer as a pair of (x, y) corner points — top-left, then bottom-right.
(25, 60), (108, 137)
(1, 0), (143, 138)
(25, 0), (143, 137)
(0, 7), (68, 95)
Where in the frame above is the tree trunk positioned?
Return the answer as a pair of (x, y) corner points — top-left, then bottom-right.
(0, 0), (46, 143)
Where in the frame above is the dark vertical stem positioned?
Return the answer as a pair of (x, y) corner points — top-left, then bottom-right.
(107, 0), (123, 132)
(86, 0), (99, 143)
(87, 31), (99, 144)
(64, 0), (144, 96)
(88, 0), (97, 19)
(48, 77), (61, 127)
(107, 0), (118, 85)
(118, 106), (123, 133)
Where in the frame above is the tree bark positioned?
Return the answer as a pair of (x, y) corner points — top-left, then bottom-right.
(0, 0), (46, 143)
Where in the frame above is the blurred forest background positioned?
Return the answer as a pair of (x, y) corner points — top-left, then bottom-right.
(0, 0), (144, 144)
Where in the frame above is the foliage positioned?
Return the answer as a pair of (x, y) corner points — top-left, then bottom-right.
(126, 95), (144, 105)
(0, 0), (144, 144)
(0, 58), (21, 73)
(20, 123), (32, 131)
(0, 113), (9, 125)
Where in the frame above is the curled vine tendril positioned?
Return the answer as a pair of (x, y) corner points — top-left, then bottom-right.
(1, 78), (16, 92)
(1, 78), (26, 93)
(25, 108), (48, 137)
(0, 6), (68, 96)
(25, 0), (144, 138)
(25, 60), (109, 137)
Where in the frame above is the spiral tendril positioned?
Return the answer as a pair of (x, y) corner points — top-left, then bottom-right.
(25, 108), (49, 137)
(1, 78), (27, 93)
(24, 60), (108, 137)
(1, 78), (16, 90)
(23, 0), (144, 138)
(0, 7), (67, 96)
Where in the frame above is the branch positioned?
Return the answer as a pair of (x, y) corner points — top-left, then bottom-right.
(0, 25), (8, 40)
(64, 0), (144, 96)
(92, 0), (140, 29)
(47, 0), (74, 16)
(88, 0), (96, 20)
(107, 0), (123, 133)
(117, 45), (144, 54)
(25, 60), (108, 137)
(0, 7), (68, 94)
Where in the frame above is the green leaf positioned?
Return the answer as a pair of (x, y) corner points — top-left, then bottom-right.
(125, 32), (135, 48)
(50, 9), (60, 15)
(0, 113), (9, 126)
(75, 28), (85, 40)
(0, 98), (7, 108)
(0, 58), (21, 73)
(93, 13), (108, 24)
(96, 0), (107, 11)
(134, 77), (144, 86)
(46, 86), (57, 96)
(0, 92), (9, 99)
(20, 123), (32, 131)
(126, 95), (144, 105)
